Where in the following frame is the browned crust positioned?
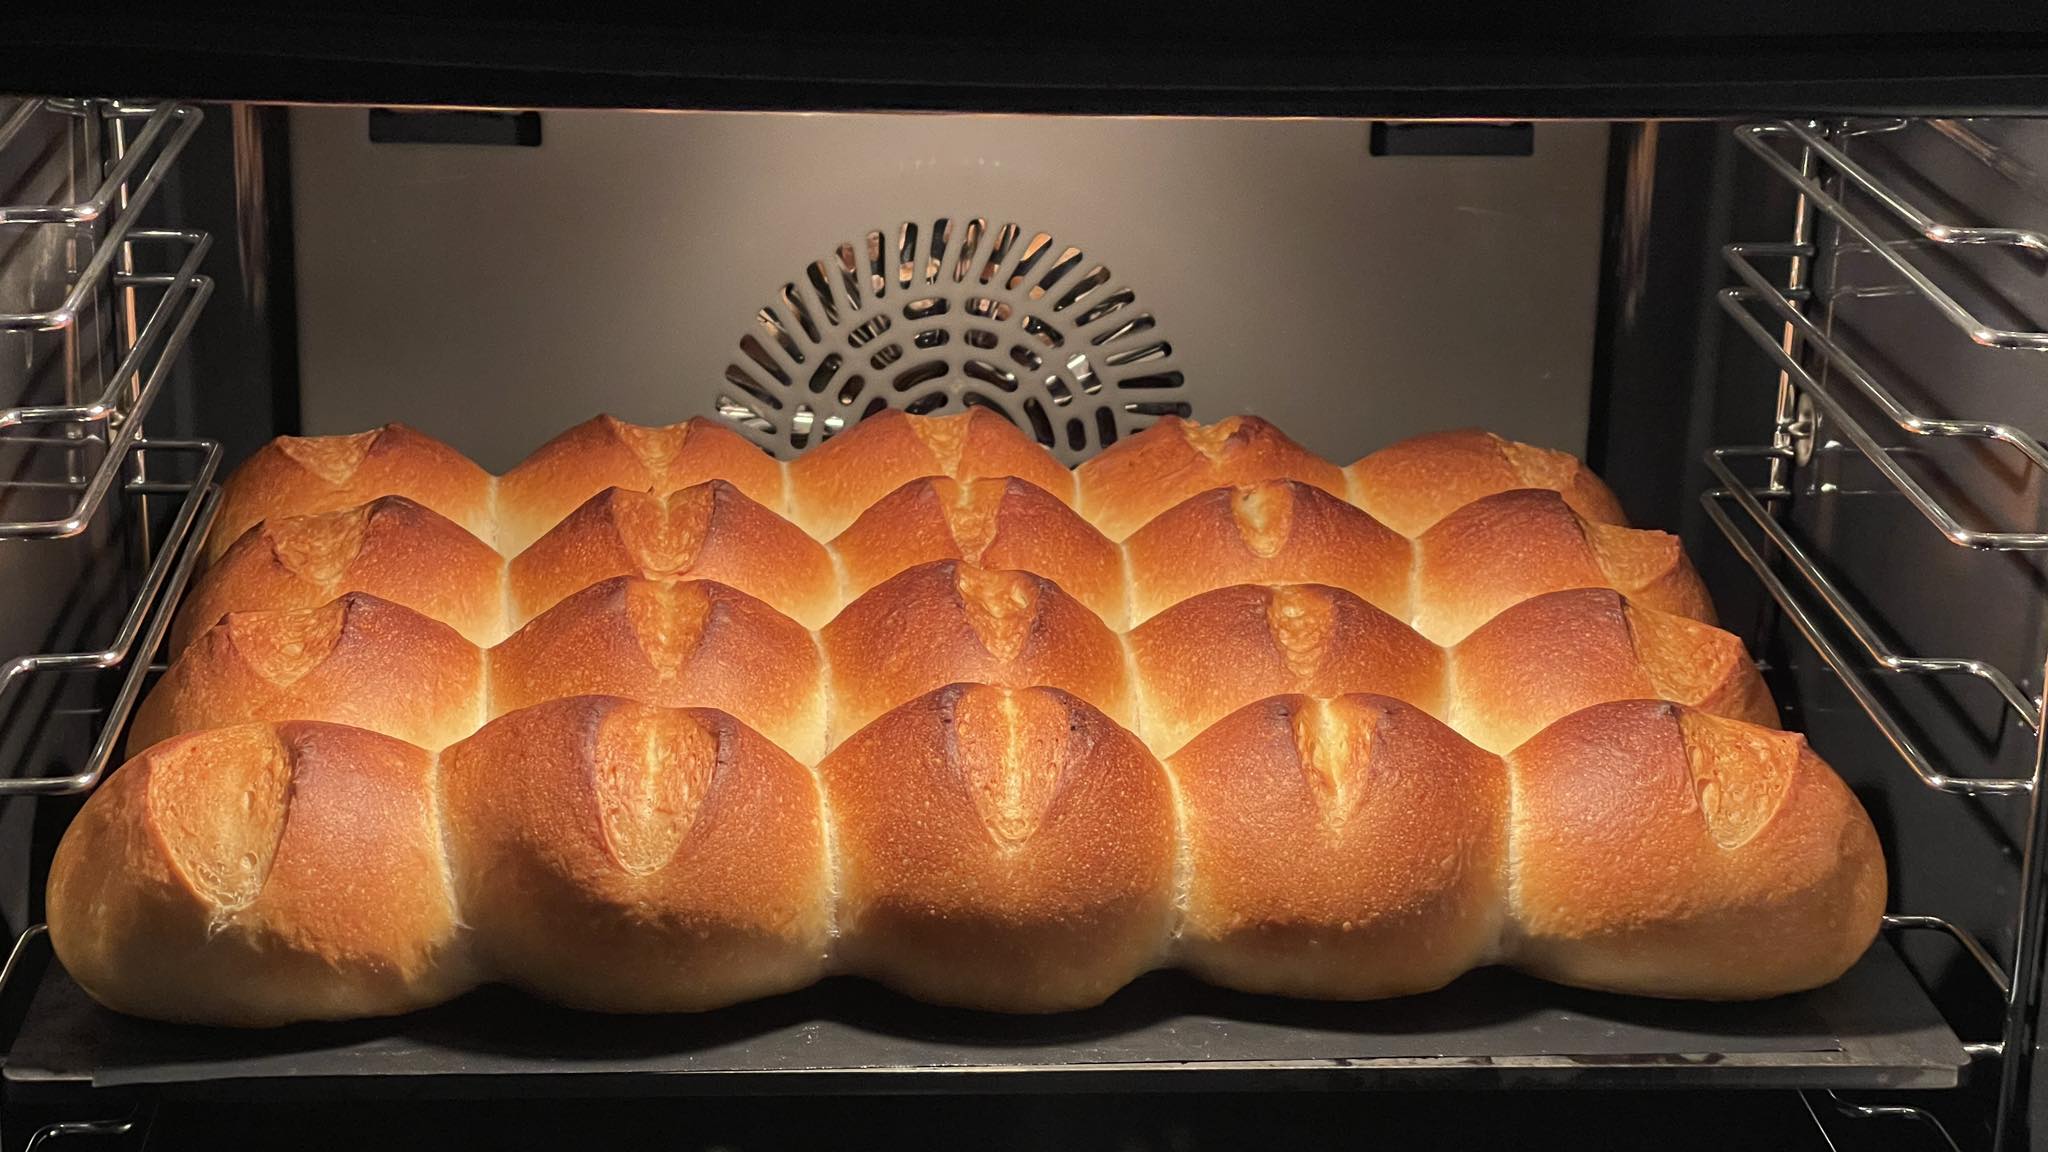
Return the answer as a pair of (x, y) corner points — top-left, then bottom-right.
(1128, 584), (1448, 758)
(819, 684), (1176, 1011)
(1345, 428), (1627, 537)
(1412, 488), (1713, 645)
(489, 577), (826, 765)
(133, 593), (485, 756)
(508, 480), (837, 630)
(440, 696), (830, 1012)
(821, 560), (1136, 744)
(831, 476), (1128, 628)
(787, 409), (1073, 540)
(1448, 588), (1775, 754)
(1505, 700), (1886, 999)
(1167, 694), (1508, 999)
(1076, 415), (1348, 543)
(495, 415), (784, 557)
(211, 425), (495, 561)
(176, 497), (507, 654)
(48, 722), (475, 1026)
(1121, 480), (1413, 625)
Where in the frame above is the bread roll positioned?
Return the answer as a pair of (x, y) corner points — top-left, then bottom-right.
(1506, 700), (1885, 999)
(489, 576), (825, 765)
(1450, 588), (1776, 754)
(787, 409), (1073, 540)
(822, 560), (1135, 742)
(1128, 584), (1448, 757)
(132, 593), (485, 756)
(47, 722), (476, 1026)
(509, 481), (836, 630)
(1076, 415), (1347, 542)
(210, 424), (495, 561)
(177, 497), (506, 654)
(495, 415), (785, 557)
(1121, 480), (1413, 625)
(831, 476), (1127, 628)
(440, 697), (830, 1012)
(820, 684), (1176, 1011)
(1168, 694), (1508, 999)
(1412, 488), (1713, 645)
(1347, 428), (1627, 537)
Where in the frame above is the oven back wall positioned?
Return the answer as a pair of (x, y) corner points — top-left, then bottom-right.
(287, 109), (1607, 471)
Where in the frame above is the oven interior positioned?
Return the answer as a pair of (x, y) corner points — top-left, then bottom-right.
(0, 99), (2043, 1151)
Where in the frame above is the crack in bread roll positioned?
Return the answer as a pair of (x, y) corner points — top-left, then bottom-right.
(177, 496), (506, 655)
(1450, 587), (1776, 754)
(1077, 415), (1348, 543)
(787, 408), (1073, 540)
(48, 722), (476, 1026)
(1412, 488), (1712, 645)
(1122, 480), (1413, 625)
(509, 480), (836, 630)
(211, 425), (495, 562)
(1347, 428), (1627, 537)
(1504, 700), (1885, 999)
(822, 559), (1135, 744)
(1168, 694), (1508, 1000)
(490, 576), (825, 765)
(820, 684), (1176, 1012)
(1129, 584), (1449, 758)
(134, 593), (485, 756)
(831, 475), (1127, 628)
(495, 415), (785, 558)
(440, 697), (830, 1013)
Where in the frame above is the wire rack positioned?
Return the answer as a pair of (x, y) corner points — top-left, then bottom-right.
(1725, 119), (2048, 1152)
(0, 99), (221, 1152)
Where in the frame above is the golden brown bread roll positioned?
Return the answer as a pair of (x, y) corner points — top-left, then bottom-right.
(1450, 588), (1776, 754)
(509, 481), (836, 630)
(209, 424), (496, 561)
(132, 593), (485, 756)
(495, 415), (785, 557)
(440, 697), (831, 1012)
(820, 684), (1176, 1011)
(176, 496), (506, 654)
(1347, 428), (1627, 537)
(1121, 480), (1413, 625)
(831, 476), (1128, 628)
(787, 409), (1073, 540)
(48, 722), (476, 1026)
(821, 560), (1136, 743)
(1412, 488), (1713, 645)
(1076, 415), (1348, 542)
(489, 576), (826, 765)
(1505, 700), (1885, 999)
(1128, 584), (1448, 757)
(1168, 694), (1508, 999)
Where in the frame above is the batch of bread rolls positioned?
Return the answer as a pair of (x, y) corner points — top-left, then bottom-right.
(46, 410), (1887, 1027)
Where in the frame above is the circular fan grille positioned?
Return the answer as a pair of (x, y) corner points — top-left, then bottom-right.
(714, 218), (1187, 463)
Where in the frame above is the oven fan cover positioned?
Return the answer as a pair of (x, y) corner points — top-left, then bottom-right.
(714, 218), (1186, 464)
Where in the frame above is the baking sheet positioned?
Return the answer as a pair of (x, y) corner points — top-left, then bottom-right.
(5, 943), (1964, 1097)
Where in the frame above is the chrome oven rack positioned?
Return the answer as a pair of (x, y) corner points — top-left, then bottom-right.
(0, 99), (219, 1148)
(1724, 119), (2048, 1152)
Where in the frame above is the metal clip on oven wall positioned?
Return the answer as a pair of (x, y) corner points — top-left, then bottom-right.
(1735, 120), (2048, 352)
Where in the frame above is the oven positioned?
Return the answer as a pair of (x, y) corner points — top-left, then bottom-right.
(1, 10), (2045, 1151)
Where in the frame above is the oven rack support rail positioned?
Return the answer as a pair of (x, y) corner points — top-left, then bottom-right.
(0, 100), (208, 542)
(1725, 118), (2048, 1152)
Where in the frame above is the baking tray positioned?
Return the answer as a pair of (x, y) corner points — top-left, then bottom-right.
(4, 941), (1965, 1100)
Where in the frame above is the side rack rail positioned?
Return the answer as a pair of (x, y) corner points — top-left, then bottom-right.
(1728, 118), (2048, 1152)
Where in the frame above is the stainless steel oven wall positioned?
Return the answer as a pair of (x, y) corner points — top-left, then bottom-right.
(285, 109), (1608, 472)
